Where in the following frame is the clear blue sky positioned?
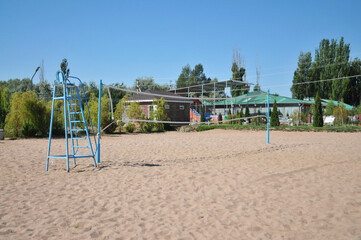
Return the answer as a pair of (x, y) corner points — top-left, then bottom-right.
(1, 0), (361, 97)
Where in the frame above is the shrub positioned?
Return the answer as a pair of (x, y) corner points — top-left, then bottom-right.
(200, 106), (205, 123)
(143, 119), (154, 133)
(125, 122), (135, 133)
(22, 122), (38, 137)
(245, 106), (250, 118)
(326, 100), (334, 115)
(270, 99), (280, 127)
(333, 106), (347, 126)
(103, 118), (117, 134)
(218, 113), (222, 124)
(151, 97), (169, 131)
(5, 91), (49, 137)
(255, 109), (262, 125)
(47, 100), (64, 136)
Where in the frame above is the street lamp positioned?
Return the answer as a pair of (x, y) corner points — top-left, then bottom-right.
(30, 66), (40, 90)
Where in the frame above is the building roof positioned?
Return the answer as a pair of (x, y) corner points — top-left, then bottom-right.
(204, 91), (355, 110)
(321, 99), (353, 110)
(127, 90), (194, 103)
(205, 91), (313, 106)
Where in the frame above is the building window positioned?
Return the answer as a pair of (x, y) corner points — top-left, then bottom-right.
(165, 105), (170, 110)
(179, 105), (184, 110)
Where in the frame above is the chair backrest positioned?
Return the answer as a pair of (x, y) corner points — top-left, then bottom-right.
(56, 71), (65, 84)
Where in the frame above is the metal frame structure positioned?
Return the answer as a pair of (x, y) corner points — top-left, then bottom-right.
(46, 71), (101, 172)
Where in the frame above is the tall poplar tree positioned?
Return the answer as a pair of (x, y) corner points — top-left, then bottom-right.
(313, 92), (323, 127)
(270, 99), (280, 127)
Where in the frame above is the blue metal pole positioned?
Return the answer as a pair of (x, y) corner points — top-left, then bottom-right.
(96, 80), (102, 163)
(267, 89), (270, 144)
(46, 82), (57, 171)
(64, 83), (70, 171)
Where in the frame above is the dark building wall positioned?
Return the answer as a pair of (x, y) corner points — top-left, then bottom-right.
(139, 102), (190, 122)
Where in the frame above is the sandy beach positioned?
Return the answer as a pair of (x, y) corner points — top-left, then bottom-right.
(0, 129), (360, 239)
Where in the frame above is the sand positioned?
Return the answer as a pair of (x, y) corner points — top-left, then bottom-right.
(0, 129), (360, 239)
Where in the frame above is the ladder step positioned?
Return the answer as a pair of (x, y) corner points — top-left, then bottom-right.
(71, 129), (86, 131)
(67, 98), (81, 100)
(71, 120), (84, 123)
(73, 146), (90, 148)
(70, 103), (79, 106)
(70, 112), (82, 114)
(73, 137), (87, 140)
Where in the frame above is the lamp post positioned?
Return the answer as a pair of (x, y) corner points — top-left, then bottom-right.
(30, 66), (40, 90)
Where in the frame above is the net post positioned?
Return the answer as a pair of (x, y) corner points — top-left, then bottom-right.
(96, 79), (102, 163)
(267, 89), (270, 144)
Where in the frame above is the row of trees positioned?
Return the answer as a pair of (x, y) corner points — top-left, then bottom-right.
(2, 87), (169, 137)
(175, 51), (253, 98)
(291, 37), (361, 106)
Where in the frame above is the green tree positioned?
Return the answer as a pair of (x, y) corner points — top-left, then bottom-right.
(4, 92), (22, 137)
(114, 95), (128, 122)
(270, 99), (280, 127)
(46, 100), (64, 136)
(313, 92), (323, 127)
(176, 64), (210, 88)
(245, 105), (250, 118)
(325, 100), (334, 115)
(134, 77), (169, 92)
(20, 92), (49, 136)
(200, 106), (205, 123)
(191, 64), (209, 85)
(151, 97), (169, 131)
(333, 104), (347, 126)
(291, 37), (361, 106)
(85, 93), (115, 133)
(5, 78), (32, 93)
(177, 64), (192, 88)
(255, 109), (262, 125)
(291, 52), (312, 99)
(239, 108), (244, 118)
(238, 108), (244, 124)
(0, 86), (11, 128)
(35, 81), (52, 101)
(5, 91), (49, 137)
(218, 112), (222, 124)
(231, 62), (249, 97)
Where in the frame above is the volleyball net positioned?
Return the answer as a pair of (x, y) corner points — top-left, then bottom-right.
(101, 84), (269, 133)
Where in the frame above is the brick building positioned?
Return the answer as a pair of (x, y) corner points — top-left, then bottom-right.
(125, 90), (193, 122)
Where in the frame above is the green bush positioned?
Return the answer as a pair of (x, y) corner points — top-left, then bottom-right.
(103, 118), (117, 134)
(218, 113), (222, 124)
(47, 100), (64, 136)
(144, 119), (154, 133)
(125, 122), (135, 133)
(22, 122), (38, 137)
(151, 98), (169, 131)
(201, 106), (205, 123)
(5, 91), (49, 137)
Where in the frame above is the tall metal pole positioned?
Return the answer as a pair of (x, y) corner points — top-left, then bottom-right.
(64, 82), (70, 171)
(46, 82), (57, 171)
(267, 89), (270, 144)
(96, 80), (102, 163)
